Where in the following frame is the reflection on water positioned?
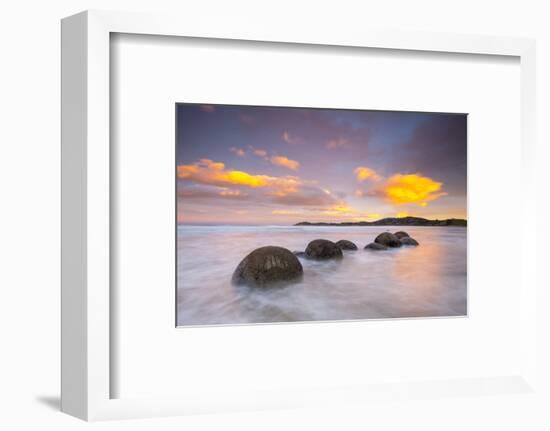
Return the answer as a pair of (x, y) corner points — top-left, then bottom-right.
(177, 226), (467, 326)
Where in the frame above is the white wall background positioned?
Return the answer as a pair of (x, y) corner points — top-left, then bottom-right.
(0, 0), (548, 430)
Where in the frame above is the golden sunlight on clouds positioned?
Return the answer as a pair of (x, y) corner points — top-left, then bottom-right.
(331, 204), (353, 212)
(396, 211), (408, 218)
(202, 159), (225, 170)
(366, 213), (381, 220)
(354, 166), (382, 182)
(222, 171), (270, 187)
(270, 155), (300, 171)
(178, 159), (300, 193)
(384, 173), (447, 206)
(320, 204), (356, 217)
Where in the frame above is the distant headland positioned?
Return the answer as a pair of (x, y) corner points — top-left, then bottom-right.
(294, 216), (467, 227)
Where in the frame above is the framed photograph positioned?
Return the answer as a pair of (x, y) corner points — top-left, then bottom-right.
(176, 103), (467, 326)
(61, 10), (540, 421)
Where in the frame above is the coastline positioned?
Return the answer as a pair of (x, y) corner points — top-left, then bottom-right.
(294, 216), (467, 227)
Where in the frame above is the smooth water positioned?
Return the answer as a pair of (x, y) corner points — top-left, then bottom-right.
(177, 225), (467, 326)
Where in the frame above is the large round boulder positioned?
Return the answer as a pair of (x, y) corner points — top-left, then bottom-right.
(335, 239), (358, 250)
(400, 236), (419, 246)
(364, 242), (388, 251)
(394, 231), (410, 239)
(232, 246), (303, 287)
(305, 239), (343, 260)
(374, 232), (402, 248)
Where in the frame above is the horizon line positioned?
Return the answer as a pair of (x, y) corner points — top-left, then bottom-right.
(177, 215), (468, 227)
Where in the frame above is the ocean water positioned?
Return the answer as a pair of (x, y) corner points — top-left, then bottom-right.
(177, 225), (467, 326)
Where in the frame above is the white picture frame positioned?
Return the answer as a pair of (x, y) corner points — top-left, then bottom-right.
(61, 9), (539, 421)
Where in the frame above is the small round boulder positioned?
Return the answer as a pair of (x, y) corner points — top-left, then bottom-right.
(232, 246), (303, 287)
(335, 239), (358, 250)
(364, 242), (388, 251)
(394, 231), (410, 239)
(400, 236), (419, 246)
(305, 239), (343, 260)
(374, 232), (402, 248)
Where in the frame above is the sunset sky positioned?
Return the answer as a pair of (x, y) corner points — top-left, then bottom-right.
(177, 104), (467, 225)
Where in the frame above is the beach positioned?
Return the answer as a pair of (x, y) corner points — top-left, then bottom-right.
(177, 225), (467, 326)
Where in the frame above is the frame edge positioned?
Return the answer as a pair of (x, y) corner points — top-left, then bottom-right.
(61, 8), (540, 421)
(61, 10), (89, 421)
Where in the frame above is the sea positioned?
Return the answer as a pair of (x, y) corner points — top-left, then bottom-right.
(177, 225), (467, 326)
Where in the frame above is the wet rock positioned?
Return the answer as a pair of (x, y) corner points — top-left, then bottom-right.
(305, 239), (343, 260)
(394, 231), (410, 239)
(374, 232), (402, 248)
(364, 242), (388, 251)
(400, 236), (419, 246)
(232, 246), (303, 287)
(335, 239), (358, 250)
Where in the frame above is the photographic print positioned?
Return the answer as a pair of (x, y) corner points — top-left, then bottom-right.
(176, 104), (467, 326)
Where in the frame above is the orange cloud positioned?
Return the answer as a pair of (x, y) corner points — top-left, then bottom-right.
(354, 166), (382, 182)
(178, 159), (300, 193)
(230, 147), (245, 157)
(396, 211), (408, 218)
(178, 159), (352, 210)
(215, 171), (267, 188)
(201, 159), (225, 170)
(177, 164), (200, 177)
(270, 155), (300, 171)
(383, 173), (447, 206)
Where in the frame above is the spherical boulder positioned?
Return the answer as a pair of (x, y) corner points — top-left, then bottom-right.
(232, 246), (303, 287)
(335, 239), (358, 250)
(305, 239), (343, 260)
(400, 236), (419, 246)
(364, 242), (388, 251)
(394, 231), (410, 239)
(374, 232), (402, 248)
